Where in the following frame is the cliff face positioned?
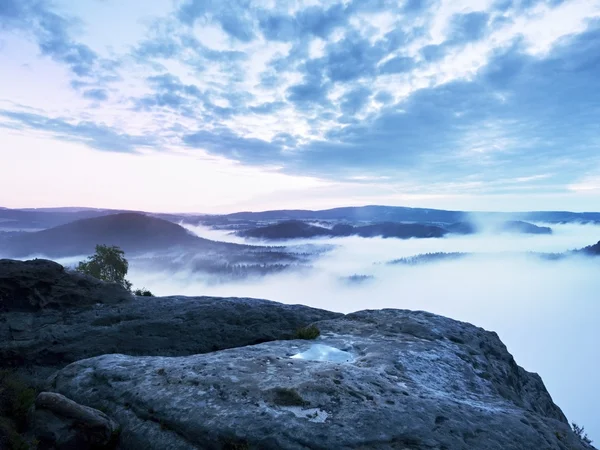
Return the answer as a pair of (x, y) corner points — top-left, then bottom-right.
(0, 259), (595, 449)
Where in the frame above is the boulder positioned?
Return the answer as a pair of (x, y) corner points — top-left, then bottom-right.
(32, 392), (119, 449)
(0, 259), (131, 312)
(49, 309), (594, 450)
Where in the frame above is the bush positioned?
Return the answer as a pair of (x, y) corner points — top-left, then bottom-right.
(133, 288), (154, 297)
(294, 325), (320, 340)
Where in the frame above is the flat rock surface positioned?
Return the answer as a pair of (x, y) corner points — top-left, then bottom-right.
(50, 309), (593, 450)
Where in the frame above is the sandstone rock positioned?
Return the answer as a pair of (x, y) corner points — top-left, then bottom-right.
(49, 309), (594, 450)
(32, 392), (119, 449)
(0, 295), (339, 377)
(0, 266), (340, 383)
(0, 259), (131, 312)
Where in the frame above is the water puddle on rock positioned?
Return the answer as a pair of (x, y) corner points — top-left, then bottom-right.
(291, 344), (354, 363)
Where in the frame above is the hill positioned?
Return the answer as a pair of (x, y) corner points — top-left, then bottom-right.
(239, 220), (448, 240)
(0, 213), (222, 258)
(0, 207), (123, 230)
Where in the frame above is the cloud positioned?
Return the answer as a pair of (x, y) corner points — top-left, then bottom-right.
(177, 0), (256, 42)
(2, 0), (599, 199)
(379, 56), (415, 74)
(83, 88), (109, 101)
(0, 110), (155, 152)
(448, 12), (490, 43)
(258, 3), (350, 42)
(183, 127), (283, 164)
(171, 18), (600, 187)
(0, 0), (119, 88)
(340, 86), (372, 115)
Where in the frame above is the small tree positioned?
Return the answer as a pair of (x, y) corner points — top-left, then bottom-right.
(76, 245), (132, 291)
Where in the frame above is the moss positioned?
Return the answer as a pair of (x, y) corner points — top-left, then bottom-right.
(294, 325), (320, 340)
(271, 388), (307, 407)
(555, 431), (564, 441)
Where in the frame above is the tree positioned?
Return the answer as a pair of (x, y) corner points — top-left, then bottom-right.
(76, 245), (132, 291)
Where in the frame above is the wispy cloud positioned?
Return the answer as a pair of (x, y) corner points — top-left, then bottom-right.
(0, 110), (155, 152)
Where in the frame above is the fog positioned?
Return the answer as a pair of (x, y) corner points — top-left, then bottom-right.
(129, 222), (600, 442)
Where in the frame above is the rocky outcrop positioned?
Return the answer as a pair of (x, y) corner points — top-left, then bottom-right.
(0, 259), (132, 312)
(0, 294), (339, 382)
(0, 260), (341, 383)
(32, 392), (120, 450)
(49, 309), (593, 450)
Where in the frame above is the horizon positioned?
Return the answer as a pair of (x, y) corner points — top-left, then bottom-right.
(1, 0), (600, 212)
(2, 202), (600, 216)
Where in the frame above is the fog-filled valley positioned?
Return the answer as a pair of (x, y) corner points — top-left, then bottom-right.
(138, 222), (600, 442)
(1, 207), (599, 445)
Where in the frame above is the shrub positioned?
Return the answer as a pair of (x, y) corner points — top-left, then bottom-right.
(133, 288), (154, 297)
(294, 325), (320, 340)
(572, 422), (592, 445)
(0, 370), (36, 449)
(0, 370), (36, 431)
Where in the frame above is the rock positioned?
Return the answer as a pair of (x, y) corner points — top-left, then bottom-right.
(0, 260), (340, 381)
(0, 259), (132, 312)
(49, 309), (594, 450)
(32, 392), (119, 449)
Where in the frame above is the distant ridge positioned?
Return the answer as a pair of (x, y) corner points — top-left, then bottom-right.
(220, 205), (600, 224)
(0, 213), (224, 258)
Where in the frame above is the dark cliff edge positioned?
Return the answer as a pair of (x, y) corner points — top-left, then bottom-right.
(0, 259), (595, 450)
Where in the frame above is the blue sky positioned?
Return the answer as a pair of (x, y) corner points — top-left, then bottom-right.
(0, 0), (599, 213)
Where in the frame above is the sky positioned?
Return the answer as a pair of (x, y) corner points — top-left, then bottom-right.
(1, 0), (599, 213)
